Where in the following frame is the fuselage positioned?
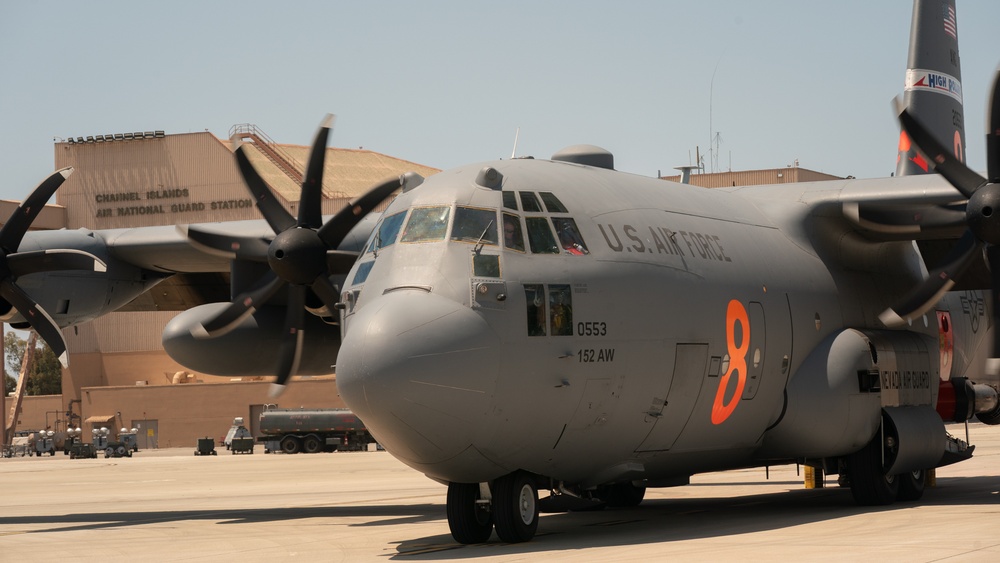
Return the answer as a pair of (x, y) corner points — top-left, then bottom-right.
(334, 157), (988, 487)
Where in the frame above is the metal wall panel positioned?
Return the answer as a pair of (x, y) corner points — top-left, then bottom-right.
(55, 133), (258, 230)
(53, 133), (439, 231)
(65, 311), (176, 354)
(660, 167), (842, 188)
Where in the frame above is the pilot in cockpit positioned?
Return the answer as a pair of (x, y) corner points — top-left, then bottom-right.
(503, 214), (525, 252)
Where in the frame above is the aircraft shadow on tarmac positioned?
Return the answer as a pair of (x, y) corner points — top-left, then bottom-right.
(0, 503), (443, 535)
(391, 476), (1000, 559)
(2, 476), (996, 557)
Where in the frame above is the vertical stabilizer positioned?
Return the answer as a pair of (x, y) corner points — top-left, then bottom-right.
(896, 0), (966, 176)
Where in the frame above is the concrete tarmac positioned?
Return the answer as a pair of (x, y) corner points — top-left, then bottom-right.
(2, 422), (999, 562)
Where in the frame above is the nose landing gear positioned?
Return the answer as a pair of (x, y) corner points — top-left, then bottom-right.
(446, 470), (540, 544)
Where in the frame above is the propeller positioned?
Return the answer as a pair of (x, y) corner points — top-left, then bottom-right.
(0, 168), (108, 367)
(183, 115), (402, 396)
(880, 70), (1000, 374)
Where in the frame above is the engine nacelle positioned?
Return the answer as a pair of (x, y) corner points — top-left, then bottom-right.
(759, 329), (882, 460)
(760, 327), (944, 464)
(162, 303), (341, 376)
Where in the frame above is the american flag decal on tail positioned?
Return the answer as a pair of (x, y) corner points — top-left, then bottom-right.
(942, 2), (957, 39)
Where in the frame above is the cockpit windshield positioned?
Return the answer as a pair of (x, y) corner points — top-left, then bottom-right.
(552, 217), (589, 255)
(525, 217), (559, 254)
(401, 206), (450, 242)
(451, 207), (498, 245)
(367, 210), (407, 253)
(502, 213), (525, 252)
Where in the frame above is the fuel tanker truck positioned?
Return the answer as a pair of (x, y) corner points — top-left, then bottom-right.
(258, 408), (376, 454)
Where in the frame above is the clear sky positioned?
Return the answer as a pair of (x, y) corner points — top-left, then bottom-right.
(1, 1), (998, 202)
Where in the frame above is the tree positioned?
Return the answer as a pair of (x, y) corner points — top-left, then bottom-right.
(3, 331), (62, 396)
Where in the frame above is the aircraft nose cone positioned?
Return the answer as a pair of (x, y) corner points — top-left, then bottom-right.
(336, 290), (499, 467)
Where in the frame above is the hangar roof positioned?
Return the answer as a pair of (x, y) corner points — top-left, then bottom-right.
(238, 142), (440, 202)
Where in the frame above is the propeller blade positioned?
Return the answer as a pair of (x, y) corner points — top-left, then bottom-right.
(310, 274), (342, 314)
(880, 229), (982, 327)
(298, 114), (335, 229)
(0, 279), (69, 367)
(986, 245), (1000, 377)
(191, 272), (284, 339)
(270, 284), (307, 397)
(987, 70), (1000, 183)
(0, 167), (73, 254)
(326, 250), (360, 274)
(180, 224), (270, 262)
(6, 249), (107, 278)
(234, 145), (296, 234)
(317, 176), (402, 248)
(895, 97), (987, 198)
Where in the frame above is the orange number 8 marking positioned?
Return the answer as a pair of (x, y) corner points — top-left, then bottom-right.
(712, 300), (750, 425)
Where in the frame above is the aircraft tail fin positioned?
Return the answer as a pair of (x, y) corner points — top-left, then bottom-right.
(896, 0), (965, 177)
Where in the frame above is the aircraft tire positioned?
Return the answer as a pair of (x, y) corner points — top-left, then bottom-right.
(280, 436), (301, 455)
(847, 434), (899, 506)
(896, 469), (926, 502)
(446, 482), (493, 544)
(492, 471), (538, 543)
(302, 436), (322, 454)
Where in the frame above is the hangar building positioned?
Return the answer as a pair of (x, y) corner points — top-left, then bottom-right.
(4, 124), (438, 448)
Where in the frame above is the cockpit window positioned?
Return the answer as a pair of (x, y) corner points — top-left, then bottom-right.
(519, 192), (543, 213)
(352, 261), (375, 285)
(401, 206), (450, 242)
(367, 210), (407, 253)
(524, 284), (546, 336)
(502, 191), (519, 211)
(502, 213), (525, 252)
(549, 284), (573, 335)
(540, 192), (568, 213)
(451, 207), (498, 245)
(525, 217), (559, 254)
(552, 217), (589, 255)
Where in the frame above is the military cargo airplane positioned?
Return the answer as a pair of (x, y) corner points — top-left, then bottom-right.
(1, 0), (998, 546)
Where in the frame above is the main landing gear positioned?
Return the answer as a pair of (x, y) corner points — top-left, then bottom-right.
(447, 471), (539, 544)
(846, 425), (927, 505)
(447, 473), (648, 543)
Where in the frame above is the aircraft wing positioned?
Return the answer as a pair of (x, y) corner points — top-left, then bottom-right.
(836, 175), (967, 241)
(736, 174), (982, 293)
(101, 220), (270, 274)
(732, 174), (966, 242)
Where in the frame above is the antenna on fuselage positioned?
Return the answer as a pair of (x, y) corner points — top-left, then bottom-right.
(511, 127), (520, 159)
(674, 165), (701, 184)
(671, 146), (705, 184)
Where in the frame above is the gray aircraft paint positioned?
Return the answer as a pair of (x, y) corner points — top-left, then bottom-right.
(334, 162), (987, 484)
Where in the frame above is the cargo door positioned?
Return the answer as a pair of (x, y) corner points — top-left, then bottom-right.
(635, 343), (708, 452)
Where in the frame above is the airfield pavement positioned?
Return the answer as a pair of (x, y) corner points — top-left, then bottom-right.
(1, 421), (998, 562)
